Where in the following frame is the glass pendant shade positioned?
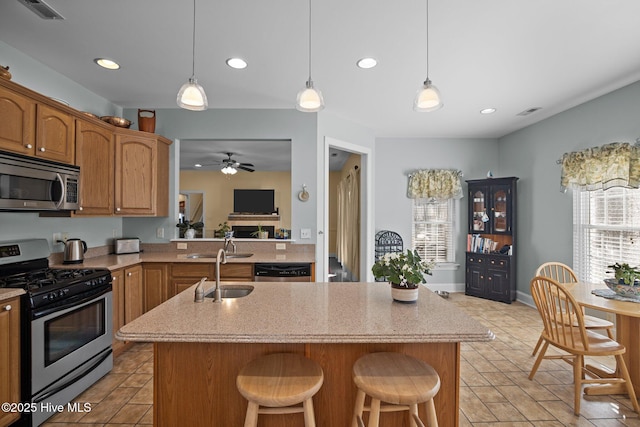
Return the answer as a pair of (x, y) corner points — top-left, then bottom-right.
(177, 77), (208, 111)
(296, 80), (324, 112)
(413, 79), (443, 112)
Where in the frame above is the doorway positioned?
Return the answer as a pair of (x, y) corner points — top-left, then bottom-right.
(319, 137), (373, 283)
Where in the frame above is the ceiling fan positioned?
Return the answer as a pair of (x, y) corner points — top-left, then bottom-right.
(197, 152), (255, 174)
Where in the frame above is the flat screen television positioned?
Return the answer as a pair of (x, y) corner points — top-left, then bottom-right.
(234, 189), (275, 214)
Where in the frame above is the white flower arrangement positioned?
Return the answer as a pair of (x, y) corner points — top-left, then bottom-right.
(371, 249), (435, 288)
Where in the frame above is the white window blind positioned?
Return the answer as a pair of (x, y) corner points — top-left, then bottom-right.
(573, 187), (640, 282)
(412, 198), (455, 263)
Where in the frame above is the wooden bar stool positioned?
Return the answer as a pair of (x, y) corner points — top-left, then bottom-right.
(351, 352), (440, 427)
(236, 353), (324, 427)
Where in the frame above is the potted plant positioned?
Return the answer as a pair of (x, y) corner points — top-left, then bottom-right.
(214, 221), (231, 238)
(371, 249), (435, 303)
(251, 224), (269, 239)
(607, 262), (640, 285)
(176, 220), (204, 239)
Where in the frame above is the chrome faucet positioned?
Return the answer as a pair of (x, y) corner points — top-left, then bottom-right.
(212, 248), (227, 303)
(224, 236), (236, 253)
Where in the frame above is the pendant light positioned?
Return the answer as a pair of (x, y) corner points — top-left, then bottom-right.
(177, 0), (208, 111)
(296, 0), (324, 112)
(413, 0), (443, 112)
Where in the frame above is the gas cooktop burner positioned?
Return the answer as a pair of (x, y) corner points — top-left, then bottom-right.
(0, 268), (105, 290)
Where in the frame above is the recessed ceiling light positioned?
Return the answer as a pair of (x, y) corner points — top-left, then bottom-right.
(480, 108), (496, 115)
(194, 163), (202, 168)
(226, 58), (247, 69)
(94, 58), (120, 70)
(356, 57), (377, 69)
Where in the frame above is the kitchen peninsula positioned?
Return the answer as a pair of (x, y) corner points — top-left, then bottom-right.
(117, 282), (493, 426)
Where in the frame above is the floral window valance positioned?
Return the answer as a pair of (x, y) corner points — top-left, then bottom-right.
(560, 142), (640, 191)
(407, 169), (463, 200)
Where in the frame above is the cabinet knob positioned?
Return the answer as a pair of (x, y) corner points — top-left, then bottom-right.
(39, 147), (46, 152)
(116, 208), (121, 212)
(3, 305), (11, 311)
(127, 272), (132, 277)
(25, 143), (33, 149)
(480, 276), (484, 279)
(79, 206), (83, 211)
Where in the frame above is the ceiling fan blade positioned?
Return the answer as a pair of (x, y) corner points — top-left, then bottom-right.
(237, 165), (255, 172)
(239, 163), (254, 167)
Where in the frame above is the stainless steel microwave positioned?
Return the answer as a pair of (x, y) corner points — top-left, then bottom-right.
(0, 150), (79, 211)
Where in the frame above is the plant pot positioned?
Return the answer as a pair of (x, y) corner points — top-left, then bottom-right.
(391, 285), (419, 303)
(258, 231), (269, 239)
(185, 229), (196, 239)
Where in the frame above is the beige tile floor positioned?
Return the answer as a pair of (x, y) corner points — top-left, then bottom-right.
(43, 292), (640, 426)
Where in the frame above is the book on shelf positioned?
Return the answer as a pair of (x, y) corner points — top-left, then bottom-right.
(467, 234), (501, 254)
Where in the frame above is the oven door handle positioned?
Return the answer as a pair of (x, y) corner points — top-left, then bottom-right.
(32, 348), (112, 403)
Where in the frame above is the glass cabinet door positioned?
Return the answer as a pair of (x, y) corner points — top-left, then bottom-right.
(470, 188), (488, 233)
(491, 186), (510, 234)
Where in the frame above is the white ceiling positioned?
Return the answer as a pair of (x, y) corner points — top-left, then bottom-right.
(2, 0), (640, 142)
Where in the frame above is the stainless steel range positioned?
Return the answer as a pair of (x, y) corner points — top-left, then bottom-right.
(0, 239), (112, 426)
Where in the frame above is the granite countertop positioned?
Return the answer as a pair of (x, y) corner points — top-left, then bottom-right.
(50, 251), (315, 270)
(0, 288), (26, 302)
(116, 282), (494, 344)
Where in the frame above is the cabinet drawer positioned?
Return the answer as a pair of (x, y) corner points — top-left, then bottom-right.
(171, 263), (213, 278)
(488, 258), (509, 269)
(220, 263), (253, 279)
(466, 255), (485, 265)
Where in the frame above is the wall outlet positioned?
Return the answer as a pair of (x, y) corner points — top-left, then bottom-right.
(53, 233), (62, 244)
(300, 228), (311, 239)
(177, 242), (188, 250)
(156, 227), (164, 238)
(276, 243), (286, 250)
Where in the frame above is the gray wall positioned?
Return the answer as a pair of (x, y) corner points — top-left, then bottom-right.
(498, 80), (640, 295)
(374, 137), (499, 286)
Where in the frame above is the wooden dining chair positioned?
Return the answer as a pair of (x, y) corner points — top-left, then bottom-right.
(532, 262), (614, 358)
(528, 276), (640, 415)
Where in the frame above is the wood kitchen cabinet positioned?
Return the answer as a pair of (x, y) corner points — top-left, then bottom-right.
(122, 265), (144, 324)
(114, 130), (170, 216)
(0, 84), (35, 155)
(143, 263), (169, 312)
(465, 177), (518, 303)
(220, 263), (254, 281)
(74, 118), (114, 215)
(170, 263), (214, 296)
(0, 297), (20, 427)
(111, 269), (126, 356)
(0, 84), (74, 163)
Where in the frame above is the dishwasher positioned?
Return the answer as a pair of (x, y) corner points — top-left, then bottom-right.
(254, 263), (313, 282)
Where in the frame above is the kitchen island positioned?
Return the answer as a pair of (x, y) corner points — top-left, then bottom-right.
(117, 281), (493, 426)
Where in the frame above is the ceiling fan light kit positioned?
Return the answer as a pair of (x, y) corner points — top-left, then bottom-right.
(413, 0), (443, 112)
(177, 0), (208, 111)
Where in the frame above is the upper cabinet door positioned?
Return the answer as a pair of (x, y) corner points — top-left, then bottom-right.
(0, 85), (36, 155)
(36, 103), (75, 164)
(490, 185), (512, 235)
(469, 186), (489, 233)
(75, 119), (114, 215)
(114, 133), (157, 215)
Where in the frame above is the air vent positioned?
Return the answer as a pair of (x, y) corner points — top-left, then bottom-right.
(17, 0), (65, 19)
(517, 107), (541, 116)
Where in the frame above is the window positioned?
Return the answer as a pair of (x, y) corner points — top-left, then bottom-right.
(573, 187), (640, 282)
(412, 198), (455, 264)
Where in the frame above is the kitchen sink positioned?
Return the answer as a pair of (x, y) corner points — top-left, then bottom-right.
(205, 285), (254, 299)
(187, 253), (253, 259)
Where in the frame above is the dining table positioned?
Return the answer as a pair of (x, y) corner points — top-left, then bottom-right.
(565, 281), (640, 395)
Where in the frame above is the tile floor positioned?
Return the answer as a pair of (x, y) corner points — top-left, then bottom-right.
(43, 292), (640, 426)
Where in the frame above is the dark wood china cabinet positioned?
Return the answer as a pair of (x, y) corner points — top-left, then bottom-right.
(465, 177), (518, 303)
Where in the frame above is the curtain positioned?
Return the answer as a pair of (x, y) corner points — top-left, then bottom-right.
(336, 167), (360, 281)
(560, 142), (640, 191)
(407, 169), (463, 200)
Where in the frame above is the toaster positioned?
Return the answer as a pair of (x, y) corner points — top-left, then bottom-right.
(115, 238), (141, 254)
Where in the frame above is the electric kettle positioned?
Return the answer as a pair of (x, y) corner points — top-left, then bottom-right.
(60, 238), (87, 264)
